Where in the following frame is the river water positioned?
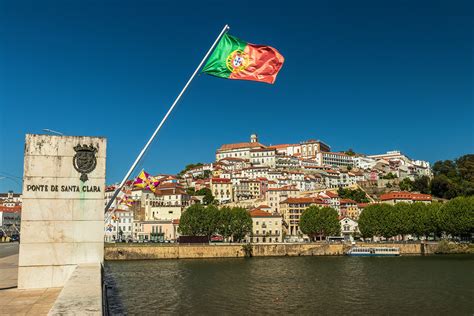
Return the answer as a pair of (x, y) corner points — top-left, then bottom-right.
(105, 255), (474, 315)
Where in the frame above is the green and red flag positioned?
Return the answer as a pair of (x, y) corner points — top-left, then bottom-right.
(202, 33), (284, 84)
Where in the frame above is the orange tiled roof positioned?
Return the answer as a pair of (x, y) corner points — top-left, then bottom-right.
(267, 186), (298, 191)
(154, 188), (187, 196)
(380, 191), (432, 201)
(267, 144), (291, 149)
(324, 191), (339, 198)
(281, 197), (327, 205)
(219, 142), (265, 151)
(211, 178), (231, 184)
(250, 148), (275, 152)
(250, 209), (279, 217)
(340, 198), (357, 204)
(0, 205), (21, 212)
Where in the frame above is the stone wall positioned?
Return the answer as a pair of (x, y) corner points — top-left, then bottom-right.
(104, 242), (433, 260)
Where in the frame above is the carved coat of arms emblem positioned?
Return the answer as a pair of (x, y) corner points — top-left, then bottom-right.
(73, 144), (97, 182)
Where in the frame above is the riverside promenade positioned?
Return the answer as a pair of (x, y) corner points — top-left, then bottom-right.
(0, 243), (61, 315)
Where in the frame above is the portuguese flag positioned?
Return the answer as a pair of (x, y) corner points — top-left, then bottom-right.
(202, 33), (284, 84)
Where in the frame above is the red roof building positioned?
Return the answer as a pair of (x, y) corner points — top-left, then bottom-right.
(379, 191), (432, 204)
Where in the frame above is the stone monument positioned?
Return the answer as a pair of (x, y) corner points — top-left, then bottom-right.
(18, 134), (106, 289)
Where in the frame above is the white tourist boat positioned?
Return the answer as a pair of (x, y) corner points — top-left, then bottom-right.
(346, 247), (400, 257)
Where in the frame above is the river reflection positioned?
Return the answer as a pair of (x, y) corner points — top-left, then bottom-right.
(105, 255), (474, 315)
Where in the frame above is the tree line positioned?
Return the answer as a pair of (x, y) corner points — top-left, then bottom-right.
(398, 154), (474, 199)
(178, 204), (252, 242)
(358, 196), (474, 239)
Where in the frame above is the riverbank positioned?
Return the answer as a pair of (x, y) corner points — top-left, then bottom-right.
(104, 241), (473, 260)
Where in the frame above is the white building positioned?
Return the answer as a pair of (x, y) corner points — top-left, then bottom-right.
(216, 134), (266, 160)
(368, 150), (432, 178)
(353, 156), (377, 170)
(105, 209), (134, 242)
(340, 217), (359, 241)
(0, 206), (21, 236)
(0, 191), (22, 207)
(316, 152), (354, 168)
(250, 148), (277, 168)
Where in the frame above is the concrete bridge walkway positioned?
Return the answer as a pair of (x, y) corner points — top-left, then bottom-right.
(0, 243), (61, 315)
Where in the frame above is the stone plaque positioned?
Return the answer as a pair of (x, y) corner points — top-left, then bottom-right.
(18, 134), (106, 289)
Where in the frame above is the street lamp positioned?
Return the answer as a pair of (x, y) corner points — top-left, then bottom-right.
(42, 128), (64, 136)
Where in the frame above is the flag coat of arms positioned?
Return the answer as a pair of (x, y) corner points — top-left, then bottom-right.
(202, 33), (284, 84)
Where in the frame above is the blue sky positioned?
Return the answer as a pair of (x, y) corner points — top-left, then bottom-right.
(0, 0), (472, 192)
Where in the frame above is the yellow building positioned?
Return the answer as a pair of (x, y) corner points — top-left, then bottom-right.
(248, 209), (282, 243)
(210, 178), (233, 203)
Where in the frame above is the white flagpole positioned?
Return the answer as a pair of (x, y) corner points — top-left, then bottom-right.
(105, 24), (230, 213)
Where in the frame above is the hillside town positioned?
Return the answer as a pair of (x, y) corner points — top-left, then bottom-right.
(0, 134), (441, 243)
(100, 134), (434, 243)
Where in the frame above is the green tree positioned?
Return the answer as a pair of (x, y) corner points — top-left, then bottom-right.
(229, 207), (252, 242)
(195, 188), (215, 205)
(430, 175), (459, 199)
(378, 204), (397, 238)
(412, 176), (431, 194)
(345, 148), (356, 156)
(178, 204), (208, 236)
(358, 204), (396, 239)
(337, 188), (369, 203)
(432, 160), (457, 178)
(215, 207), (233, 240)
(300, 206), (340, 241)
(430, 155), (474, 198)
(399, 178), (414, 191)
(382, 172), (397, 180)
(439, 196), (474, 237)
(392, 202), (412, 238)
(202, 205), (219, 237)
(358, 204), (382, 238)
(409, 202), (429, 238)
(422, 202), (443, 239)
(456, 155), (474, 182)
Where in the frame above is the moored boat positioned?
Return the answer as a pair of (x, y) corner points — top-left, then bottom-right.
(346, 247), (400, 257)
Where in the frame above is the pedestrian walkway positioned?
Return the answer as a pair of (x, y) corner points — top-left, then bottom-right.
(0, 253), (62, 315)
(0, 254), (18, 289)
(0, 287), (62, 315)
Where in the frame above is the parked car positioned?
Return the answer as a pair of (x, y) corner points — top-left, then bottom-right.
(210, 235), (224, 242)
